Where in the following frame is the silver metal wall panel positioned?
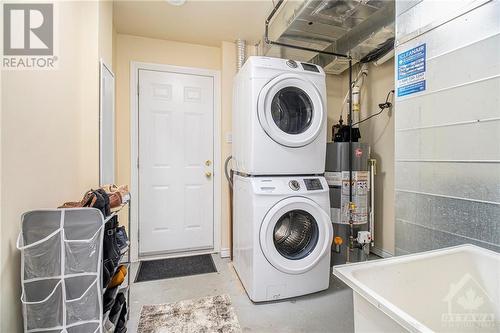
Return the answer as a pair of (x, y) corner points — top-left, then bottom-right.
(395, 0), (422, 17)
(395, 162), (500, 203)
(396, 192), (500, 244)
(394, 0), (500, 254)
(395, 77), (500, 130)
(395, 0), (490, 42)
(395, 219), (500, 254)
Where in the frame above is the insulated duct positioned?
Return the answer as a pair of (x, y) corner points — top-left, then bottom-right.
(236, 39), (246, 71)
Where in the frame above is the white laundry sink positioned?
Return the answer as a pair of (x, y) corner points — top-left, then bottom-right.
(333, 245), (500, 333)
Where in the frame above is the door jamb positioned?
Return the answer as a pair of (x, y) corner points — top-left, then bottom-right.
(130, 61), (222, 262)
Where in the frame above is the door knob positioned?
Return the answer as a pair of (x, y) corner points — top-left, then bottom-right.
(205, 171), (212, 178)
(205, 160), (212, 166)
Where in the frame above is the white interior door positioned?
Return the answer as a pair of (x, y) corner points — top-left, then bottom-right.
(138, 69), (214, 255)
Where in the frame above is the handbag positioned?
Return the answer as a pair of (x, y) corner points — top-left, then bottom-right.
(102, 215), (121, 288)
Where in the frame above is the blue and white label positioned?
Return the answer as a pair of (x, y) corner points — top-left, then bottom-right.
(397, 44), (426, 97)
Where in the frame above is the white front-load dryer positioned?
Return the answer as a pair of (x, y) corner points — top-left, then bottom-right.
(232, 56), (327, 175)
(232, 174), (333, 302)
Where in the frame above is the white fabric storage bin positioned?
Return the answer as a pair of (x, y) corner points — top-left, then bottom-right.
(17, 211), (62, 279)
(19, 208), (105, 333)
(21, 279), (63, 330)
(65, 275), (100, 325)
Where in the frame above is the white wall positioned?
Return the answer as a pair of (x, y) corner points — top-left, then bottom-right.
(1, 1), (111, 330)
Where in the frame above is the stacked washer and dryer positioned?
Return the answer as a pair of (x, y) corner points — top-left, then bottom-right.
(232, 56), (333, 302)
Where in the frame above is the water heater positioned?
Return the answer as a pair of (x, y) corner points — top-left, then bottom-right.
(326, 142), (372, 265)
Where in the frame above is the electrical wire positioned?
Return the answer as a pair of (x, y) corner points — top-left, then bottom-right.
(224, 155), (233, 188)
(352, 90), (394, 127)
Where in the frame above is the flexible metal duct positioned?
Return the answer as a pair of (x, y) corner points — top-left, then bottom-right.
(236, 39), (246, 71)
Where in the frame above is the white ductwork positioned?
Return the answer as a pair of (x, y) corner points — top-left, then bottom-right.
(236, 39), (246, 71)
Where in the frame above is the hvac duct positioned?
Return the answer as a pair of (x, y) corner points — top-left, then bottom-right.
(264, 0), (394, 74)
(236, 39), (246, 71)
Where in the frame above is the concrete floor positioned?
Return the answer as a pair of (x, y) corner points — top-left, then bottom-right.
(127, 255), (356, 333)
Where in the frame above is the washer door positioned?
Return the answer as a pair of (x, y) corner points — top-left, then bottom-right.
(260, 197), (333, 275)
(258, 74), (324, 148)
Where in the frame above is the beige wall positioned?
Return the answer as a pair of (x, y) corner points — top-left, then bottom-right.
(99, 0), (114, 68)
(114, 34), (225, 255)
(220, 42), (237, 252)
(325, 59), (395, 254)
(114, 36), (395, 256)
(359, 60), (395, 254)
(325, 74), (345, 142)
(0, 1), (105, 331)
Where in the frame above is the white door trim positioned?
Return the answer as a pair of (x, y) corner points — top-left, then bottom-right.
(130, 61), (222, 262)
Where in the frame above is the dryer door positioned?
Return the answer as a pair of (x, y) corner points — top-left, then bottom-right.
(260, 197), (333, 275)
(258, 74), (324, 148)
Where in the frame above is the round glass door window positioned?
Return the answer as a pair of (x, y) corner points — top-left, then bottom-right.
(273, 210), (319, 260)
(271, 87), (313, 135)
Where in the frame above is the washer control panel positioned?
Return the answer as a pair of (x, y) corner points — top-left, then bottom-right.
(254, 177), (327, 194)
(304, 178), (323, 191)
(286, 59), (298, 68)
(289, 180), (300, 191)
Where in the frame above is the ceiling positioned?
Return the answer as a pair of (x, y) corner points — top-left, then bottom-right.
(113, 0), (275, 47)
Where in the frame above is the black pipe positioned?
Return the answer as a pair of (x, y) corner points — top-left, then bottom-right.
(348, 58), (354, 257)
(264, 0), (351, 60)
(348, 59), (353, 203)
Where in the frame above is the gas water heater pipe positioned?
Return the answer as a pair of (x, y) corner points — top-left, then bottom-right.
(339, 64), (368, 123)
(369, 159), (377, 246)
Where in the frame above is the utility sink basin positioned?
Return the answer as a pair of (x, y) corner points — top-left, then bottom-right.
(333, 245), (500, 332)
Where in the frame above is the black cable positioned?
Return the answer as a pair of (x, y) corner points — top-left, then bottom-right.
(360, 38), (395, 63)
(352, 90), (394, 126)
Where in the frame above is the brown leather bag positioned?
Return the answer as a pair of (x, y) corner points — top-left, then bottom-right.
(59, 190), (95, 209)
(107, 191), (122, 208)
(100, 184), (125, 208)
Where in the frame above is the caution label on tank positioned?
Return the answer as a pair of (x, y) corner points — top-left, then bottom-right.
(340, 171), (369, 225)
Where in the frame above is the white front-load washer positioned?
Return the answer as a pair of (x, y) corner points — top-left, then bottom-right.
(232, 56), (327, 175)
(232, 174), (333, 302)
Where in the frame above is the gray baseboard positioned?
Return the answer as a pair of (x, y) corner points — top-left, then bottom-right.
(370, 246), (394, 258)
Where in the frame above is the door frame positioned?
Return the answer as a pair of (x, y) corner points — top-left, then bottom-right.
(130, 61), (222, 262)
